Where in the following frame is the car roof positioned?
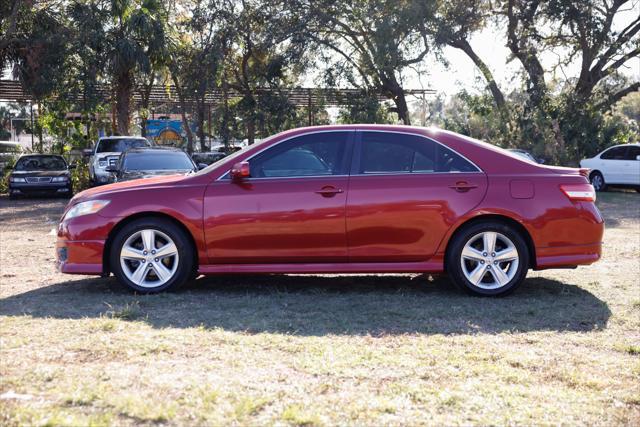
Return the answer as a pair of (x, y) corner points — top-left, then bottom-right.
(124, 147), (184, 154)
(98, 136), (147, 141)
(18, 154), (64, 159)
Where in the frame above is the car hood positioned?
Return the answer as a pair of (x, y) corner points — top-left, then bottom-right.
(94, 152), (122, 158)
(11, 170), (69, 177)
(119, 169), (193, 181)
(73, 173), (189, 202)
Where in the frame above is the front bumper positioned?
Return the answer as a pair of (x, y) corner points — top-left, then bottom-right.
(56, 213), (117, 275)
(91, 168), (115, 184)
(56, 239), (105, 274)
(10, 182), (71, 195)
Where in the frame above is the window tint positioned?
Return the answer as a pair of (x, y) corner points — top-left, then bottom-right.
(97, 138), (151, 153)
(601, 146), (628, 160)
(359, 132), (477, 174)
(15, 156), (67, 171)
(123, 151), (195, 171)
(625, 146), (640, 160)
(249, 132), (349, 178)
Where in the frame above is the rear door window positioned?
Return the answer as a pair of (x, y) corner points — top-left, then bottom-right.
(358, 132), (478, 174)
(601, 146), (628, 160)
(624, 146), (640, 160)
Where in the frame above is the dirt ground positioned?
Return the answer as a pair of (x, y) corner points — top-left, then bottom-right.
(0, 191), (639, 426)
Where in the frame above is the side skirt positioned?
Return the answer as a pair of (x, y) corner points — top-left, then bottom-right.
(198, 261), (444, 275)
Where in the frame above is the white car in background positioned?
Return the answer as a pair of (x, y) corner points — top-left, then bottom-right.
(87, 136), (153, 185)
(580, 143), (640, 192)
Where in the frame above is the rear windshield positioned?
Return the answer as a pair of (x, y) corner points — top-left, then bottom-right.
(123, 152), (194, 171)
(15, 156), (67, 171)
(96, 138), (150, 153)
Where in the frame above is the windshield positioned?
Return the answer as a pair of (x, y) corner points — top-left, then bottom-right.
(122, 151), (195, 171)
(15, 156), (67, 171)
(96, 138), (150, 153)
(194, 136), (276, 176)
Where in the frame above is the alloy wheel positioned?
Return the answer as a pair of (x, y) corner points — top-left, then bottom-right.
(591, 174), (604, 191)
(119, 229), (179, 288)
(460, 231), (520, 290)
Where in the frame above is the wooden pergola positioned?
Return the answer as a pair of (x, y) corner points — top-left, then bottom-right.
(0, 79), (436, 125)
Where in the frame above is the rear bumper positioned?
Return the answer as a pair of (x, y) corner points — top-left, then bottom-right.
(534, 242), (602, 270)
(56, 239), (105, 275)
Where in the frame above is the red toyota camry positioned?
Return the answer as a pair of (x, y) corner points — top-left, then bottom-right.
(56, 125), (603, 296)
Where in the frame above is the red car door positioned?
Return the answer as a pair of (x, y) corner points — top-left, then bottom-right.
(346, 131), (488, 262)
(203, 131), (354, 264)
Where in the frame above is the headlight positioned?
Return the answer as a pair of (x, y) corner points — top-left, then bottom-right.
(10, 177), (26, 183)
(98, 159), (107, 167)
(52, 176), (68, 183)
(63, 200), (110, 220)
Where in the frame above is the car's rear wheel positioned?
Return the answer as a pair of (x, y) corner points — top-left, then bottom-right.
(446, 221), (529, 296)
(110, 218), (194, 293)
(590, 171), (607, 192)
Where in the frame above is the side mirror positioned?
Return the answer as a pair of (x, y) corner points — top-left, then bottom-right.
(230, 161), (250, 180)
(197, 163), (208, 170)
(636, 155), (640, 161)
(68, 163), (77, 169)
(537, 158), (545, 164)
(82, 149), (93, 157)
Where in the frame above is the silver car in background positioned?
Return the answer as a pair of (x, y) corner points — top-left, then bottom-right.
(88, 136), (153, 185)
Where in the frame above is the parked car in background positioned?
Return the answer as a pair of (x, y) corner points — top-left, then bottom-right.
(580, 143), (640, 192)
(192, 151), (226, 166)
(8, 154), (74, 198)
(57, 125), (604, 297)
(87, 136), (153, 185)
(507, 149), (545, 164)
(107, 148), (202, 182)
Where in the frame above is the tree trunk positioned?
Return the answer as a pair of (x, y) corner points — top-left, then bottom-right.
(453, 39), (506, 109)
(247, 114), (255, 145)
(171, 75), (194, 154)
(394, 91), (411, 125)
(115, 71), (132, 135)
(196, 98), (206, 151)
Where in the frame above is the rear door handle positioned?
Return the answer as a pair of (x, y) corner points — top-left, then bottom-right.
(315, 186), (343, 197)
(449, 181), (478, 192)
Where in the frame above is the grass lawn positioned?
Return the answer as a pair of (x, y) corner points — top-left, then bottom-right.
(0, 191), (639, 425)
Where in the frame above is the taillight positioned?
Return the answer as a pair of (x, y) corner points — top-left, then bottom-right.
(560, 184), (596, 202)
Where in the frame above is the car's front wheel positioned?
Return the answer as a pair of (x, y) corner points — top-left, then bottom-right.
(110, 218), (194, 293)
(446, 221), (529, 296)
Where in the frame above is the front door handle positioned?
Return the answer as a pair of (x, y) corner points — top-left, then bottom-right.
(449, 181), (478, 192)
(315, 186), (343, 197)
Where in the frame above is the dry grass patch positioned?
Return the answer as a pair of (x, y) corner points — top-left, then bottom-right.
(1, 192), (639, 425)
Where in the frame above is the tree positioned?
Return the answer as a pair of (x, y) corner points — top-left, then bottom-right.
(427, 0), (640, 162)
(218, 0), (309, 144)
(303, 0), (435, 124)
(103, 0), (167, 135)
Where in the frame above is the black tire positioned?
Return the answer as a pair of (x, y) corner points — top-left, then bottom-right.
(446, 221), (529, 297)
(590, 171), (607, 192)
(109, 217), (194, 293)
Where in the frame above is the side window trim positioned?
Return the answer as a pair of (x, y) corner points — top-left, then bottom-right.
(350, 130), (483, 176)
(218, 130), (355, 180)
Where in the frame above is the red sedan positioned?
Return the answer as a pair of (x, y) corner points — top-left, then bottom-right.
(56, 125), (604, 296)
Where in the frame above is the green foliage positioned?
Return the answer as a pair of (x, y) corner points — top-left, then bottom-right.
(70, 158), (91, 194)
(0, 156), (16, 195)
(338, 92), (393, 124)
(428, 90), (638, 165)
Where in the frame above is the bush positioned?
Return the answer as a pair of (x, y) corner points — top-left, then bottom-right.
(0, 157), (17, 195)
(70, 159), (91, 194)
